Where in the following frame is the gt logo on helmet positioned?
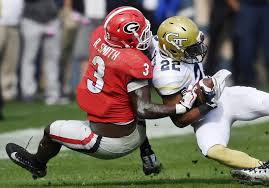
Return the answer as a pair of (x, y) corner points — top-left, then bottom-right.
(123, 22), (140, 34)
(165, 33), (187, 47)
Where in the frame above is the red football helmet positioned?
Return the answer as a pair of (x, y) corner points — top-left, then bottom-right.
(103, 6), (152, 50)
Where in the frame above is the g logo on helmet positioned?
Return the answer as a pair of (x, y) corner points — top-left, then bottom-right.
(123, 22), (140, 34)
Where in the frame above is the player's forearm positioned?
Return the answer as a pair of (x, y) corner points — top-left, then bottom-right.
(171, 103), (216, 128)
(137, 103), (177, 119)
(161, 92), (202, 127)
(131, 85), (181, 119)
(171, 107), (202, 128)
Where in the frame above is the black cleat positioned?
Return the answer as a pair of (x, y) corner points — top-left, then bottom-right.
(141, 148), (162, 175)
(231, 161), (269, 186)
(6, 143), (47, 179)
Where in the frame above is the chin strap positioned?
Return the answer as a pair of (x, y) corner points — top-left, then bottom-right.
(211, 69), (232, 100)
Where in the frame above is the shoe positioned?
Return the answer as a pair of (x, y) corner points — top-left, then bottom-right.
(231, 161), (269, 185)
(141, 148), (162, 175)
(6, 143), (47, 179)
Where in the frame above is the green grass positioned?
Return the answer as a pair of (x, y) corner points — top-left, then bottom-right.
(0, 89), (161, 133)
(0, 101), (85, 133)
(1, 101), (269, 187)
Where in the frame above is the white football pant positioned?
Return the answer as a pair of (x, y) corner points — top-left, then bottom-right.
(49, 120), (146, 159)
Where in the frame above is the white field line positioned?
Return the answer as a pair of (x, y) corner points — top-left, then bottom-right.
(1, 117), (269, 160)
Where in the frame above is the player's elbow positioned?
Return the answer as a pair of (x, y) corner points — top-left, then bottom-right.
(137, 108), (149, 119)
(171, 117), (189, 128)
(175, 122), (189, 128)
(136, 104), (153, 119)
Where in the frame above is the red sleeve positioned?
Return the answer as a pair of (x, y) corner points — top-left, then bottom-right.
(126, 51), (153, 80)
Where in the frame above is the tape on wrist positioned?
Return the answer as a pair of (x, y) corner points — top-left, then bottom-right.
(176, 104), (187, 114)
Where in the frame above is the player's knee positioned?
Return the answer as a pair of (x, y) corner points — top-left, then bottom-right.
(207, 144), (227, 160)
(44, 121), (64, 136)
(50, 120), (66, 127)
(47, 120), (67, 136)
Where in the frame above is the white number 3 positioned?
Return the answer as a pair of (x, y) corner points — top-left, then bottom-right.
(87, 56), (105, 93)
(143, 63), (149, 76)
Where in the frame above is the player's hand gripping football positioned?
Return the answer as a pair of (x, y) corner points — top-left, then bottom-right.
(180, 85), (198, 110)
(211, 69), (232, 100)
(199, 78), (218, 109)
(199, 69), (232, 109)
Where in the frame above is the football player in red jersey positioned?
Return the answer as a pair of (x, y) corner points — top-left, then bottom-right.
(5, 7), (198, 179)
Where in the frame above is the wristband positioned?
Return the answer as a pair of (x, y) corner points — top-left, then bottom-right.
(176, 104), (187, 114)
(198, 104), (214, 116)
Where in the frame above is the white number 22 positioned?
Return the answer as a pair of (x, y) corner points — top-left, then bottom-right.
(87, 56), (105, 93)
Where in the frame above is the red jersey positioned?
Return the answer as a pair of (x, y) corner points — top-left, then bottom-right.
(77, 26), (152, 123)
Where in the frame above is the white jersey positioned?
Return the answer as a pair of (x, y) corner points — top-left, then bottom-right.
(150, 36), (205, 96)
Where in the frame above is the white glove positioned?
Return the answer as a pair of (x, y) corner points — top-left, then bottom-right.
(180, 85), (197, 109)
(211, 69), (232, 100)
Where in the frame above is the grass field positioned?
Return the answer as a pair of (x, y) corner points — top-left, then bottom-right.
(1, 101), (269, 187)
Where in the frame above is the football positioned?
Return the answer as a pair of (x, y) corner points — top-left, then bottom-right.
(194, 77), (214, 105)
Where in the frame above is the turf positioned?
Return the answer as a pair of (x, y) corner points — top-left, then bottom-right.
(1, 101), (269, 187)
(0, 101), (84, 133)
(0, 88), (161, 133)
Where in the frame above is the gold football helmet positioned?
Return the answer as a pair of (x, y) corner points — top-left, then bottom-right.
(157, 16), (207, 63)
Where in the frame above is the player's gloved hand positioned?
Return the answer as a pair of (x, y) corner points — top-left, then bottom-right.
(180, 85), (197, 110)
(199, 79), (217, 109)
(197, 94), (217, 117)
(211, 69), (232, 100)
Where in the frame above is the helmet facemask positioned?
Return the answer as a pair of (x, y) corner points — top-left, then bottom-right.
(183, 31), (207, 64)
(135, 20), (152, 50)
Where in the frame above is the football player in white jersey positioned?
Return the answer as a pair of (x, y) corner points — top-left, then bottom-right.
(150, 16), (269, 185)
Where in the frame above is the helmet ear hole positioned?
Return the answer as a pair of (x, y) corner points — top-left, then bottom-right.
(127, 39), (133, 43)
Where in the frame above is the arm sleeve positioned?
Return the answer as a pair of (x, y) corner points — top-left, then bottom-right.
(128, 53), (153, 80)
(127, 80), (149, 93)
